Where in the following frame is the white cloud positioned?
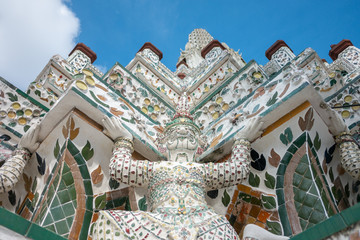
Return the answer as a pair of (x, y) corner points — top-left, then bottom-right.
(0, 0), (80, 90)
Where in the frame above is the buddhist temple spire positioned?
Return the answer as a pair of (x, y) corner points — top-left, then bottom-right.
(177, 29), (214, 69)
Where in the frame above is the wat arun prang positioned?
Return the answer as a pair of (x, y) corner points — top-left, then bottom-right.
(0, 29), (359, 239)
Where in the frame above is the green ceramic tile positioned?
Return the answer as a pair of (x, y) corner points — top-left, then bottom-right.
(294, 201), (301, 210)
(72, 200), (77, 208)
(26, 223), (67, 240)
(327, 206), (335, 216)
(239, 193), (252, 203)
(73, 153), (84, 165)
(315, 176), (322, 189)
(304, 168), (312, 179)
(43, 213), (54, 226)
(299, 178), (312, 191)
(313, 199), (324, 212)
(340, 202), (360, 225)
(276, 189), (285, 205)
(45, 224), (56, 233)
(250, 196), (261, 206)
(62, 172), (74, 186)
(51, 206), (65, 221)
(295, 162), (308, 175)
(311, 148), (317, 159)
(67, 141), (80, 156)
(282, 152), (293, 165)
(303, 193), (319, 207)
(63, 162), (70, 173)
(62, 202), (75, 216)
(25, 198), (32, 208)
(299, 218), (308, 230)
(57, 190), (71, 204)
(276, 175), (284, 189)
(66, 216), (74, 229)
(0, 207), (31, 235)
(307, 222), (315, 229)
(51, 195), (60, 206)
(307, 137), (313, 148)
(309, 209), (326, 224)
(309, 184), (317, 195)
(79, 165), (91, 180)
(84, 179), (93, 195)
(47, 186), (55, 201)
(79, 210), (93, 240)
(287, 144), (298, 155)
(106, 201), (114, 209)
(278, 204), (292, 236)
(299, 154), (308, 164)
(86, 196), (93, 210)
(53, 174), (60, 187)
(298, 205), (312, 220)
(277, 163), (286, 175)
(58, 180), (67, 191)
(293, 173), (302, 187)
(54, 220), (69, 235)
(294, 133), (306, 148)
(68, 185), (76, 200)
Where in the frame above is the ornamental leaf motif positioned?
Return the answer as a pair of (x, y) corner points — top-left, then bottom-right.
(91, 165), (103, 185)
(54, 139), (60, 159)
(69, 117), (79, 140)
(268, 148), (280, 167)
(249, 172), (260, 187)
(280, 127), (293, 146)
(314, 132), (321, 151)
(264, 172), (275, 189)
(36, 153), (46, 175)
(82, 140), (94, 161)
(298, 108), (314, 131)
(221, 189), (230, 207)
(23, 173), (32, 192)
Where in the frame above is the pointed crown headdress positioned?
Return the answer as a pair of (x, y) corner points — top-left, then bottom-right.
(164, 92), (200, 133)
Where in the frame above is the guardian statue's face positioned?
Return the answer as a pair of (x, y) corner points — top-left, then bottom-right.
(165, 124), (198, 151)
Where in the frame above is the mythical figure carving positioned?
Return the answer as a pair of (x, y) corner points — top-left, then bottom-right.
(92, 94), (263, 240)
(0, 125), (39, 193)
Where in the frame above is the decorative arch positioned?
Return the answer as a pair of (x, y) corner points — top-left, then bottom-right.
(276, 132), (337, 236)
(31, 140), (93, 239)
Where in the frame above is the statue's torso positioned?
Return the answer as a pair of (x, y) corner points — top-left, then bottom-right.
(148, 162), (208, 214)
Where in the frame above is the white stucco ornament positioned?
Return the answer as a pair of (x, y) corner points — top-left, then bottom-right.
(92, 94), (264, 239)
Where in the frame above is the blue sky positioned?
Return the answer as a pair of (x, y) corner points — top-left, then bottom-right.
(69, 0), (360, 71)
(1, 0), (360, 90)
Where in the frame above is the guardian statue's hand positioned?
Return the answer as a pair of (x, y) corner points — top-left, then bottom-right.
(235, 117), (264, 142)
(19, 124), (40, 153)
(326, 107), (349, 136)
(102, 116), (133, 141)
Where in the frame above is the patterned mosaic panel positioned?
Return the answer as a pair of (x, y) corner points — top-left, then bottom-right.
(327, 77), (360, 128)
(276, 132), (337, 236)
(0, 78), (47, 138)
(192, 61), (265, 130)
(30, 140), (93, 240)
(39, 162), (77, 237)
(136, 49), (181, 88)
(131, 62), (180, 103)
(189, 49), (229, 86)
(293, 155), (329, 230)
(199, 67), (311, 162)
(190, 60), (237, 102)
(102, 63), (175, 125)
(227, 184), (281, 238)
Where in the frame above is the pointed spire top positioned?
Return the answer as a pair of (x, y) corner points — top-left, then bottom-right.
(188, 29), (214, 50)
